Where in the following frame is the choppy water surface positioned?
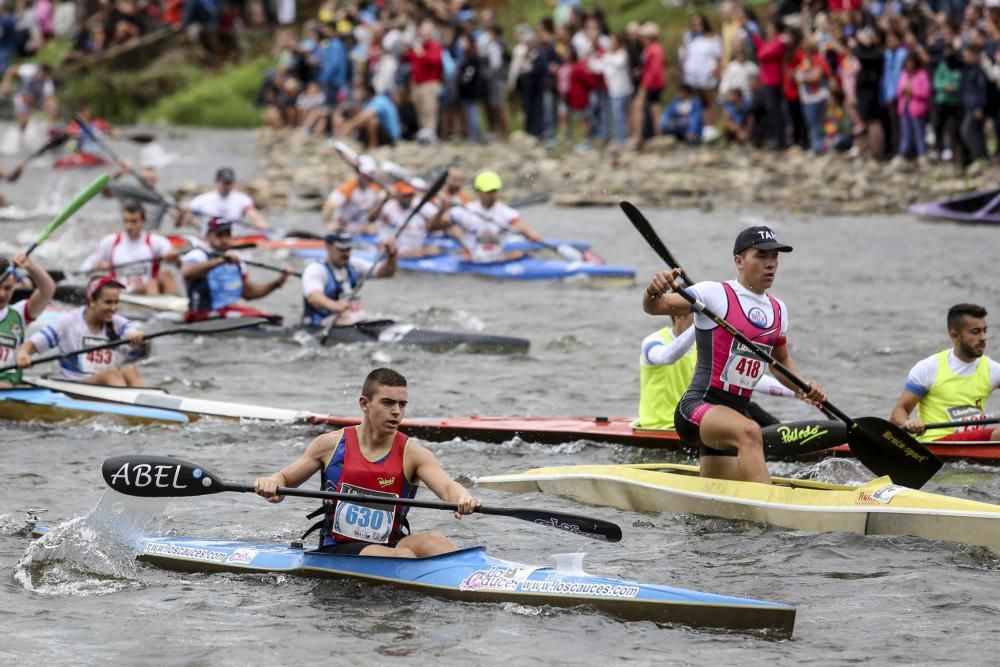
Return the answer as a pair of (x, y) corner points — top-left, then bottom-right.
(1, 128), (999, 665)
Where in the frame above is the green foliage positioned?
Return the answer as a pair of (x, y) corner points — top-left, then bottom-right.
(59, 61), (204, 123)
(141, 58), (273, 127)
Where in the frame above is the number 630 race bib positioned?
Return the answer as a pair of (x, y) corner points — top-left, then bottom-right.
(332, 484), (397, 544)
(721, 340), (771, 390)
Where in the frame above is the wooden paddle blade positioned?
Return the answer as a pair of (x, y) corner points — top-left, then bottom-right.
(102, 455), (228, 497)
(477, 506), (623, 542)
(762, 420), (847, 458)
(176, 317), (271, 334)
(849, 417), (942, 488)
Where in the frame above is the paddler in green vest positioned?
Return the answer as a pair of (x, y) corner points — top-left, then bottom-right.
(636, 313), (799, 430)
(890, 303), (1000, 443)
(0, 251), (56, 387)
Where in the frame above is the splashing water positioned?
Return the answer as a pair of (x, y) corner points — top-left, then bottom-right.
(14, 492), (165, 596)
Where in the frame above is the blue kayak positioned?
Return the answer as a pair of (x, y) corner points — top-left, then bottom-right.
(123, 534), (794, 635)
(294, 248), (635, 281)
(350, 234), (592, 254)
(0, 388), (188, 425)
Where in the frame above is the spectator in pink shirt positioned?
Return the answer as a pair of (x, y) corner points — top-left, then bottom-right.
(895, 52), (930, 164)
(405, 19), (444, 143)
(629, 21), (665, 147)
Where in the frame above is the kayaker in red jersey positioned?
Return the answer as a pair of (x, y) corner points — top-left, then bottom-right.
(254, 368), (481, 557)
(642, 226), (826, 484)
(889, 304), (1000, 443)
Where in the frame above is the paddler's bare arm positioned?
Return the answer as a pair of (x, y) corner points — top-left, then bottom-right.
(181, 253), (237, 280)
(15, 251), (55, 320)
(890, 390), (924, 434)
(406, 441), (480, 519)
(643, 268), (693, 316)
(254, 430), (342, 502)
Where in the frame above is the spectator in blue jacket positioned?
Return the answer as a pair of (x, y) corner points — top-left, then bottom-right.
(660, 84), (704, 145)
(315, 22), (348, 107)
(880, 30), (907, 157)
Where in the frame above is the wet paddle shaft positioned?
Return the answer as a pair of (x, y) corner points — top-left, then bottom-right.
(621, 201), (942, 488)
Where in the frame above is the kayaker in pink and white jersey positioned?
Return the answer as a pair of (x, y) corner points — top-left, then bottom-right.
(643, 225), (826, 484)
(79, 200), (180, 295)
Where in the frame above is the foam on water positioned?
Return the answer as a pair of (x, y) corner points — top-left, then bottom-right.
(14, 492), (164, 596)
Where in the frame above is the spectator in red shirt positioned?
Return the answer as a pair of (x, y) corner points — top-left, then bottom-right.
(629, 21), (665, 147)
(783, 31), (809, 149)
(565, 46), (592, 144)
(753, 17), (790, 149)
(405, 19), (444, 143)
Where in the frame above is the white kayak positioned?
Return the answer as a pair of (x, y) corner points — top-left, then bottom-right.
(29, 377), (318, 423)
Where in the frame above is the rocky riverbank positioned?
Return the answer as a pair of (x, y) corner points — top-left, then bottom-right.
(171, 127), (1000, 218)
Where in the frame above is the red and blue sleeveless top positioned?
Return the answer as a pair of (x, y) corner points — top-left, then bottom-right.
(319, 426), (416, 548)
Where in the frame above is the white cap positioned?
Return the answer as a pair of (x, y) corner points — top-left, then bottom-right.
(357, 155), (377, 177)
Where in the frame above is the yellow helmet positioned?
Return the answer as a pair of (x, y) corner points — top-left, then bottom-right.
(473, 171), (502, 192)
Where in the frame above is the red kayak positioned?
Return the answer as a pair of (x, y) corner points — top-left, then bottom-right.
(166, 234), (322, 250)
(53, 152), (107, 170)
(308, 414), (1000, 462)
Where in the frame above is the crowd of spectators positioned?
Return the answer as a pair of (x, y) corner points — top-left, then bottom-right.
(255, 0), (1000, 170)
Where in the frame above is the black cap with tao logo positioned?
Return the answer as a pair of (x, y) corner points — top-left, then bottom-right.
(733, 226), (793, 255)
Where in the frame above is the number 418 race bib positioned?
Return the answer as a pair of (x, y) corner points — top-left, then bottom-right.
(721, 340), (771, 390)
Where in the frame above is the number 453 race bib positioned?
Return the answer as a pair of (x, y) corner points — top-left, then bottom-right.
(332, 484), (398, 544)
(721, 340), (771, 390)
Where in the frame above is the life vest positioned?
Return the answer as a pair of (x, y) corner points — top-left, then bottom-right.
(302, 261), (359, 326)
(185, 257), (243, 313)
(637, 327), (697, 430)
(916, 350), (994, 442)
(0, 305), (27, 385)
(317, 426), (415, 548)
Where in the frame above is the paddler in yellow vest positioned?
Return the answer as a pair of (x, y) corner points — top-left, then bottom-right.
(636, 312), (800, 430)
(0, 251), (55, 387)
(890, 303), (1000, 442)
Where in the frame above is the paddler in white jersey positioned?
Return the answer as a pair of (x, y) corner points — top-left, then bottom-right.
(301, 231), (396, 327)
(254, 367), (481, 557)
(440, 166), (473, 207)
(637, 312), (802, 430)
(368, 180), (449, 258)
(79, 200), (181, 295)
(643, 226), (826, 483)
(19, 276), (147, 387)
(433, 171), (544, 263)
(0, 252), (55, 387)
(322, 155), (385, 233)
(890, 303), (1000, 443)
(183, 167), (269, 236)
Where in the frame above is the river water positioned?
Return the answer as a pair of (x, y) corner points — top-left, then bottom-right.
(1, 127), (998, 665)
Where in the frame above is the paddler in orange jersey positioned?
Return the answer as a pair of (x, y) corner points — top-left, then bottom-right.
(0, 252), (56, 388)
(432, 171), (544, 263)
(890, 303), (1000, 443)
(322, 154), (385, 233)
(254, 368), (481, 557)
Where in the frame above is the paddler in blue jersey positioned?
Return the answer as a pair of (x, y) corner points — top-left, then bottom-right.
(0, 251), (55, 387)
(180, 219), (291, 322)
(301, 231), (396, 327)
(890, 303), (1000, 443)
(637, 312), (799, 430)
(254, 368), (481, 557)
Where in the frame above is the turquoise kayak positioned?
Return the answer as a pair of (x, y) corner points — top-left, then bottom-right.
(0, 388), (188, 425)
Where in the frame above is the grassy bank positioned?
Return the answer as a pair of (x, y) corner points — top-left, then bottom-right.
(141, 58), (272, 127)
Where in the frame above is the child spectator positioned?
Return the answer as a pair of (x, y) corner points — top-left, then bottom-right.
(894, 52), (930, 163)
(722, 88), (750, 142)
(660, 83), (703, 144)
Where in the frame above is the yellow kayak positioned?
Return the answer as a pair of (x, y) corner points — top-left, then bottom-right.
(478, 463), (1000, 552)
